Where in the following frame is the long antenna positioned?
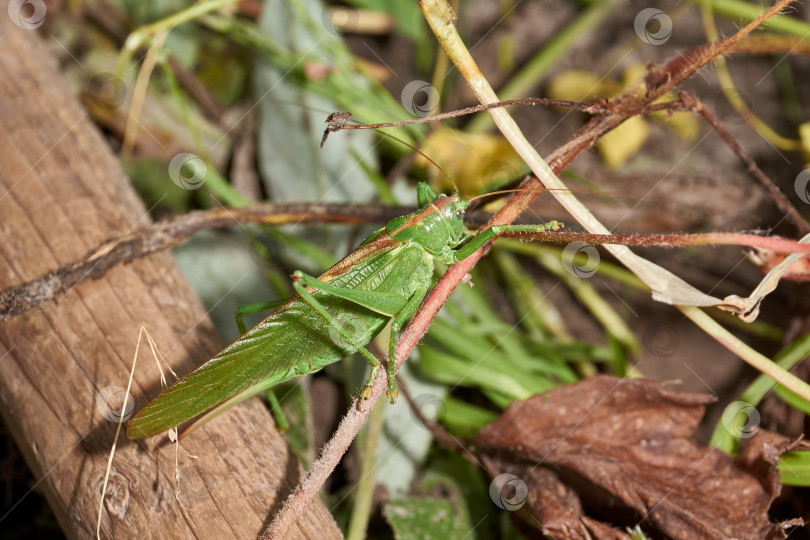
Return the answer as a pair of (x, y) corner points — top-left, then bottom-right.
(323, 115), (460, 194)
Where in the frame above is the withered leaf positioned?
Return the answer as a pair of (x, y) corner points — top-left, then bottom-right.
(476, 375), (797, 539)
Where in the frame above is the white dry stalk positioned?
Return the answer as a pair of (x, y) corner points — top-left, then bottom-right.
(97, 327), (177, 539)
(97, 327), (145, 539)
(420, 0), (810, 401)
(421, 0), (721, 307)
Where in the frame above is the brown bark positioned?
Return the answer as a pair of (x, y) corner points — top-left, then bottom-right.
(0, 11), (342, 540)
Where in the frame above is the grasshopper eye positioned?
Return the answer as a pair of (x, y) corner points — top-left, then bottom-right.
(455, 208), (464, 219)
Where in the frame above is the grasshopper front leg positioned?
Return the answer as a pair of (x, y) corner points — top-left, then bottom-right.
(453, 221), (564, 262)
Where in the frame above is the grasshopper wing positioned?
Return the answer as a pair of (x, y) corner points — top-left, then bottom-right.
(126, 236), (416, 439)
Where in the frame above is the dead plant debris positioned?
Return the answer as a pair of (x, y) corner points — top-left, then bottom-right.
(476, 375), (801, 539)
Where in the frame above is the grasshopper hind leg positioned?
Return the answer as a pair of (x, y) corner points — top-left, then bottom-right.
(385, 285), (429, 403)
(292, 271), (432, 407)
(291, 276), (384, 408)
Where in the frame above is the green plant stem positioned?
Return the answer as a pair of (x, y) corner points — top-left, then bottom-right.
(680, 306), (810, 406)
(695, 0), (810, 37)
(467, 0), (623, 133)
(500, 240), (782, 340)
(126, 0), (238, 50)
(531, 248), (639, 354)
(116, 0), (239, 75)
(158, 55), (211, 163)
(699, 0), (802, 151)
(345, 399), (386, 540)
(709, 333), (810, 452)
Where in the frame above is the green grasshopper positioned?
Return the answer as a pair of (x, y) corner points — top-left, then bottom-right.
(126, 183), (562, 439)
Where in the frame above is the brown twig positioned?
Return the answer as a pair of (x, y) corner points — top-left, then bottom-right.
(732, 33), (810, 57)
(546, 0), (799, 177)
(396, 379), (480, 464)
(0, 203), (410, 320)
(262, 1), (800, 537)
(500, 230), (810, 253)
(679, 91), (810, 235)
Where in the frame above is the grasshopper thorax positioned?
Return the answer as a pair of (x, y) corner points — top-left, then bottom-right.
(387, 193), (470, 256)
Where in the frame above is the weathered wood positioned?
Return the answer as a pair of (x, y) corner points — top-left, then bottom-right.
(0, 11), (342, 540)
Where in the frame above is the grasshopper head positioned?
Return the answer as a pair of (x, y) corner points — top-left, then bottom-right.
(388, 191), (469, 255)
(432, 193), (469, 243)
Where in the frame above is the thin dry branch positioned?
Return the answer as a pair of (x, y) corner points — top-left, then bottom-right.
(732, 33), (810, 56)
(0, 203), (409, 320)
(323, 97), (688, 142)
(680, 92), (809, 234)
(546, 0), (801, 196)
(501, 230), (810, 253)
(7, 204), (806, 324)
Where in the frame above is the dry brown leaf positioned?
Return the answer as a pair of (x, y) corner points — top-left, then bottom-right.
(476, 375), (799, 539)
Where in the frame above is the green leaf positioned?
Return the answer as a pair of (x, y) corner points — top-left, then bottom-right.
(418, 451), (499, 540)
(710, 333), (810, 453)
(779, 451), (810, 486)
(384, 497), (459, 540)
(274, 381), (313, 468)
(254, 0), (381, 268)
(439, 396), (498, 439)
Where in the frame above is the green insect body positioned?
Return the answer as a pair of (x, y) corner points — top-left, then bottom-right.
(127, 184), (560, 439)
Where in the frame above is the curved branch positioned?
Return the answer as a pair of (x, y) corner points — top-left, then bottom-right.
(0, 203), (411, 320)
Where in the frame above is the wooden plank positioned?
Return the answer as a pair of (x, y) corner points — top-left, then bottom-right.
(0, 12), (342, 540)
